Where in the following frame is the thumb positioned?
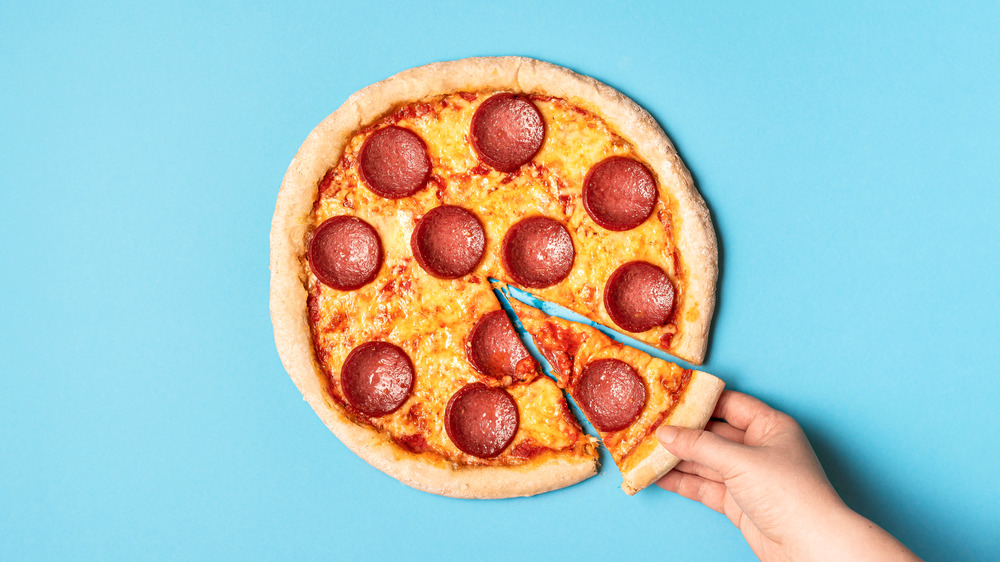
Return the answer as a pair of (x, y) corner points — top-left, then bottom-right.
(656, 425), (750, 477)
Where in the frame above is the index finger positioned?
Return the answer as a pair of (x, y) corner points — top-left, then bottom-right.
(712, 390), (778, 431)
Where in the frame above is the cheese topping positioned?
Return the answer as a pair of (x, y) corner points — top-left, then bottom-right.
(307, 92), (685, 466)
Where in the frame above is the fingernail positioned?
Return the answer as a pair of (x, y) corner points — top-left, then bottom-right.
(656, 426), (678, 444)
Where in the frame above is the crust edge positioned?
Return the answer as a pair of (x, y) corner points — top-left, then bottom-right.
(620, 370), (725, 495)
(306, 386), (598, 499)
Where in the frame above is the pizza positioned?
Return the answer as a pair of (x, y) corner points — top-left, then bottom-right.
(508, 298), (724, 494)
(270, 56), (720, 498)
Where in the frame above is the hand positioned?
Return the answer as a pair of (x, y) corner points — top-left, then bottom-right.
(656, 390), (919, 562)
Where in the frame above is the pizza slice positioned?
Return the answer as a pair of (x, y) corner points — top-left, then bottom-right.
(508, 298), (724, 494)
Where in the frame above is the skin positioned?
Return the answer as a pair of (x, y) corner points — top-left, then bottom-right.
(656, 391), (921, 562)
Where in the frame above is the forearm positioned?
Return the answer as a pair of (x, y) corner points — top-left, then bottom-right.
(786, 504), (920, 562)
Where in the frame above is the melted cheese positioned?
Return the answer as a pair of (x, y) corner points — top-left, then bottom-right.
(308, 92), (684, 466)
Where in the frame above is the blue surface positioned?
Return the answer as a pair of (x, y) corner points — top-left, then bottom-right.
(2, 2), (998, 560)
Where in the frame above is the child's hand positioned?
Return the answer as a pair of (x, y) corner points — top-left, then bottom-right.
(656, 390), (919, 562)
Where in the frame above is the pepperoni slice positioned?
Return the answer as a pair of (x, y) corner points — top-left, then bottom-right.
(604, 261), (675, 332)
(340, 341), (415, 418)
(501, 216), (574, 288)
(467, 310), (535, 380)
(575, 359), (646, 432)
(410, 205), (486, 279)
(308, 215), (383, 290)
(358, 126), (431, 199)
(583, 156), (658, 231)
(445, 382), (519, 458)
(470, 93), (545, 173)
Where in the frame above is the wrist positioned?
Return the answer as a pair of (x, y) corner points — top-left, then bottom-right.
(779, 492), (853, 561)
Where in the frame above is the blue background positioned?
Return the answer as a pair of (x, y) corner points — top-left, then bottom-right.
(2, 2), (998, 560)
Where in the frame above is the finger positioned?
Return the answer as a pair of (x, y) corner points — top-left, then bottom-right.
(712, 390), (779, 432)
(670, 421), (745, 482)
(656, 425), (750, 476)
(674, 460), (723, 482)
(656, 469), (727, 513)
(705, 420), (746, 444)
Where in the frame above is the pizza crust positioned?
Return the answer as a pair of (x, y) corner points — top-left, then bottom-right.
(304, 378), (596, 499)
(620, 370), (725, 495)
(271, 56), (715, 498)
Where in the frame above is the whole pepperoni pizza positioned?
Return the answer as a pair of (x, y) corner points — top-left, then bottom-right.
(270, 57), (722, 498)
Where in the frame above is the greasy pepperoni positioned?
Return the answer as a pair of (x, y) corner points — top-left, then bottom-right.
(604, 261), (675, 332)
(410, 205), (486, 279)
(501, 216), (574, 288)
(575, 359), (646, 432)
(445, 382), (519, 458)
(467, 310), (535, 380)
(340, 341), (415, 418)
(470, 93), (545, 173)
(308, 215), (383, 290)
(583, 156), (657, 231)
(358, 126), (431, 198)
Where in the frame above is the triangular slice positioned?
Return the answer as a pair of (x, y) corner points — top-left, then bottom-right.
(510, 299), (724, 494)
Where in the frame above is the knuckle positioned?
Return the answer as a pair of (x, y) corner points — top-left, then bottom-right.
(695, 479), (713, 501)
(680, 475), (701, 498)
(688, 428), (714, 455)
(760, 410), (789, 435)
